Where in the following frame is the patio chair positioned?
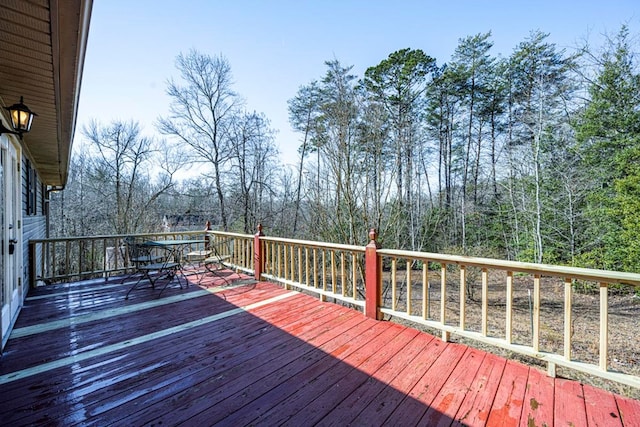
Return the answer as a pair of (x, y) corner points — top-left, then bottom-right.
(200, 238), (233, 286)
(124, 236), (163, 265)
(124, 237), (182, 299)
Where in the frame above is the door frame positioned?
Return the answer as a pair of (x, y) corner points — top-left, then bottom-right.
(1, 134), (23, 350)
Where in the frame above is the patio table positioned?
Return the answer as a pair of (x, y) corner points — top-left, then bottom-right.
(124, 239), (206, 299)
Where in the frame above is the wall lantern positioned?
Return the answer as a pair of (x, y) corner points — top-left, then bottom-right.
(1, 97), (37, 137)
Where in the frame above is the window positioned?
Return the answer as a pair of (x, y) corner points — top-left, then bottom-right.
(25, 159), (37, 215)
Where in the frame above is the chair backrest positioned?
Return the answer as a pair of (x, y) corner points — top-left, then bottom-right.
(211, 237), (234, 258)
(124, 237), (156, 264)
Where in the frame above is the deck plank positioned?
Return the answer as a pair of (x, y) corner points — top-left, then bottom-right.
(420, 347), (487, 426)
(554, 378), (587, 426)
(77, 302), (348, 425)
(582, 384), (623, 426)
(85, 303), (358, 425)
(484, 359), (529, 426)
(188, 319), (392, 426)
(451, 352), (507, 426)
(616, 393), (640, 427)
(0, 272), (638, 426)
(262, 325), (422, 426)
(134, 302), (368, 425)
(315, 331), (435, 426)
(349, 334), (449, 425)
(519, 366), (555, 427)
(381, 342), (468, 426)
(3, 291), (298, 425)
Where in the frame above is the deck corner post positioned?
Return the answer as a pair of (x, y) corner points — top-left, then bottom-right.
(254, 223), (265, 280)
(365, 228), (382, 320)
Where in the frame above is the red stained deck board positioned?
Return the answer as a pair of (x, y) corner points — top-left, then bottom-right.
(182, 318), (391, 426)
(1, 285), (275, 372)
(582, 384), (623, 427)
(5, 296), (322, 426)
(1, 285), (298, 419)
(519, 366), (555, 427)
(316, 331), (436, 426)
(261, 326), (422, 426)
(452, 352), (507, 427)
(127, 301), (368, 426)
(486, 359), (529, 426)
(3, 294), (234, 367)
(214, 322), (400, 425)
(2, 309), (281, 425)
(420, 347), (487, 426)
(63, 305), (346, 426)
(2, 275), (640, 426)
(616, 393), (640, 426)
(554, 378), (587, 426)
(349, 333), (450, 425)
(263, 301), (348, 336)
(16, 286), (127, 326)
(381, 342), (469, 426)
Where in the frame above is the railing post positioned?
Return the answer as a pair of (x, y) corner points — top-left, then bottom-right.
(29, 241), (37, 289)
(254, 223), (265, 280)
(365, 228), (382, 320)
(203, 220), (212, 250)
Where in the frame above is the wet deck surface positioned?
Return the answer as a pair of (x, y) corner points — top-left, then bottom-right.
(1, 269), (639, 426)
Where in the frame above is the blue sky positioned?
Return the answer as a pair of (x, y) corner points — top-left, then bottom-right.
(76, 1), (639, 168)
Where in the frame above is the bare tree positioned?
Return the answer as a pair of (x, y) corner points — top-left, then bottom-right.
(78, 119), (175, 234)
(157, 50), (242, 230)
(288, 81), (322, 236)
(228, 111), (279, 233)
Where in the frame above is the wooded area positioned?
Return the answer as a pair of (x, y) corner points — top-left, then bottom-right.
(50, 26), (640, 273)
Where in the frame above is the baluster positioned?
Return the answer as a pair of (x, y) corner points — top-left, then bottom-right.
(564, 277), (572, 361)
(460, 265), (466, 329)
(320, 249), (327, 301)
(304, 247), (311, 286)
(289, 245), (296, 282)
(441, 263), (449, 341)
(407, 259), (412, 315)
(599, 282), (608, 371)
(277, 243), (282, 280)
(533, 275), (541, 352)
(330, 251), (337, 294)
(422, 260), (429, 319)
(391, 258), (397, 311)
(313, 248), (318, 289)
(506, 271), (513, 345)
(341, 252), (346, 297)
(481, 269), (489, 336)
(298, 246), (303, 284)
(66, 240), (71, 279)
(351, 253), (357, 300)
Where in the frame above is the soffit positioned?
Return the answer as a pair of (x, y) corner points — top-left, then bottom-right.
(0, 0), (92, 186)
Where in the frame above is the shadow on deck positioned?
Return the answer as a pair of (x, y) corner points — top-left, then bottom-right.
(1, 270), (638, 426)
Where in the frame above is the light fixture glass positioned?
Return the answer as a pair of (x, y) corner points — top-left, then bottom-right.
(5, 96), (37, 134)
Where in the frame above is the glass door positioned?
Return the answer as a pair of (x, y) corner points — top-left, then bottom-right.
(1, 136), (21, 349)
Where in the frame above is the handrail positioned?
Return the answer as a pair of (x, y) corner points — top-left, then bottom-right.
(381, 248), (640, 286)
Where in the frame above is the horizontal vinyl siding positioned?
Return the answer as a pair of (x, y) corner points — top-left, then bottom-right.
(21, 155), (46, 292)
(22, 216), (45, 289)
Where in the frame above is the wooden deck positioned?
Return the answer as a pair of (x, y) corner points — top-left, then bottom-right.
(1, 270), (639, 426)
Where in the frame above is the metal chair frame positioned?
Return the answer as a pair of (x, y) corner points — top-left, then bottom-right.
(124, 237), (182, 299)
